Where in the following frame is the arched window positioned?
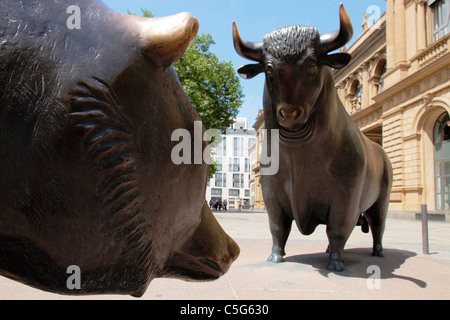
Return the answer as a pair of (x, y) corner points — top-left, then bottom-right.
(350, 80), (362, 101)
(377, 61), (387, 94)
(355, 84), (362, 101)
(348, 79), (362, 112)
(434, 112), (450, 210)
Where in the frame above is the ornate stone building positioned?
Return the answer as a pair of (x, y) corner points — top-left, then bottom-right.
(249, 109), (266, 209)
(335, 0), (450, 217)
(251, 0), (450, 218)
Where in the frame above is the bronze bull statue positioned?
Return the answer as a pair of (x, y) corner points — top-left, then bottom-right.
(233, 4), (392, 271)
(0, 0), (239, 296)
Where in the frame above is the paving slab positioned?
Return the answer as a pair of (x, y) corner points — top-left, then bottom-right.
(1, 211), (450, 300)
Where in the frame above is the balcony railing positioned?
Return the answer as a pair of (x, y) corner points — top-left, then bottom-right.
(415, 33), (449, 68)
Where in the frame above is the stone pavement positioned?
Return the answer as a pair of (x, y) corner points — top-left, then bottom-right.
(1, 210), (450, 300)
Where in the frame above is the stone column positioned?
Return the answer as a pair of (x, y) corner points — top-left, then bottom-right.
(395, 0), (407, 65)
(417, 0), (427, 51)
(362, 63), (370, 108)
(386, 0), (396, 70)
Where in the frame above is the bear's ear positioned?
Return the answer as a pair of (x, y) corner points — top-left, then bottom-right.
(237, 63), (265, 79)
(321, 53), (351, 69)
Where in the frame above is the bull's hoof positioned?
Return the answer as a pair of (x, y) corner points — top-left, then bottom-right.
(327, 253), (344, 272)
(372, 244), (384, 257)
(267, 254), (284, 263)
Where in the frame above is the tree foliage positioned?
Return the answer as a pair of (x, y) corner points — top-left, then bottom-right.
(127, 8), (153, 17)
(173, 34), (244, 132)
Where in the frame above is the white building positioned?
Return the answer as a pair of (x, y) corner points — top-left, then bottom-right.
(206, 118), (256, 209)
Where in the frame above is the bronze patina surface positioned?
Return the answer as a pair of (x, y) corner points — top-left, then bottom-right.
(233, 4), (392, 271)
(0, 0), (239, 296)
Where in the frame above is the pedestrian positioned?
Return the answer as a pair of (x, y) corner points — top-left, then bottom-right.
(223, 199), (227, 211)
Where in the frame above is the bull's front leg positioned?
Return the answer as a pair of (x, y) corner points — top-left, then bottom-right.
(267, 208), (293, 263)
(326, 208), (357, 272)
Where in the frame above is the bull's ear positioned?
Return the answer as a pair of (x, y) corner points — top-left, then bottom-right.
(322, 53), (351, 69)
(237, 63), (265, 79)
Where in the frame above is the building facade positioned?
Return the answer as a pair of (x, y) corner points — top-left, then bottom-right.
(206, 118), (256, 209)
(249, 109), (266, 209)
(335, 0), (450, 217)
(250, 0), (450, 217)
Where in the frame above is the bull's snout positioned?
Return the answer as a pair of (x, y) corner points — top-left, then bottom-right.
(278, 105), (306, 129)
(164, 202), (240, 281)
(128, 12), (199, 68)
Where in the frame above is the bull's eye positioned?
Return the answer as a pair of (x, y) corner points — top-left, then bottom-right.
(306, 61), (318, 77)
(266, 63), (275, 79)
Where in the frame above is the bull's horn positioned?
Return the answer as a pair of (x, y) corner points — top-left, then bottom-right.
(129, 12), (199, 68)
(320, 3), (353, 53)
(232, 21), (264, 62)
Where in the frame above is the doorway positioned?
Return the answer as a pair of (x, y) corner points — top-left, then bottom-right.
(434, 112), (450, 211)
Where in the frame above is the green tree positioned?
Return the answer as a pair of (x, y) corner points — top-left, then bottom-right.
(127, 8), (153, 17)
(173, 34), (244, 132)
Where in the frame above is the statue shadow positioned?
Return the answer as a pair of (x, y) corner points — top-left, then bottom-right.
(285, 248), (426, 288)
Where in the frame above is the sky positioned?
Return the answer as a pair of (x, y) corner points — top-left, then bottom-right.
(102, 0), (386, 128)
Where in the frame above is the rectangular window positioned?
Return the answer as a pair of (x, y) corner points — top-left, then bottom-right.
(215, 173), (226, 188)
(215, 157), (223, 172)
(233, 137), (239, 156)
(214, 137), (227, 156)
(215, 142), (223, 156)
(431, 0), (449, 42)
(211, 188), (222, 196)
(233, 158), (240, 172)
(215, 173), (223, 187)
(232, 137), (246, 157)
(435, 160), (450, 210)
(229, 189), (240, 197)
(245, 158), (250, 172)
(223, 137), (227, 156)
(233, 174), (240, 188)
